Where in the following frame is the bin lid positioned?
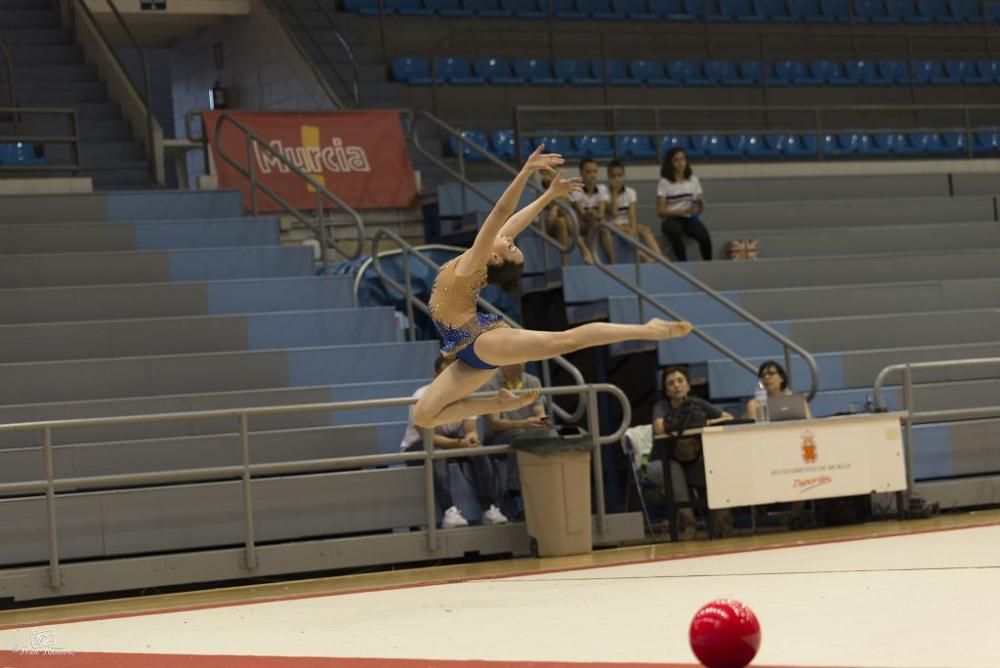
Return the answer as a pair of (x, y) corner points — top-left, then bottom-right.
(511, 428), (592, 453)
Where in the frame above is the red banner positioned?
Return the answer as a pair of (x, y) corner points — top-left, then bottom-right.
(202, 110), (417, 213)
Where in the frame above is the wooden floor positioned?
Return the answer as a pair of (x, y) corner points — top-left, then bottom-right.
(3, 508), (997, 631)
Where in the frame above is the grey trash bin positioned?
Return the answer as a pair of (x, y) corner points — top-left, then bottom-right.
(512, 428), (593, 558)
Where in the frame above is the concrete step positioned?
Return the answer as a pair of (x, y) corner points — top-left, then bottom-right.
(0, 190), (243, 224)
(0, 307), (399, 363)
(0, 246), (313, 289)
(0, 340), (439, 404)
(14, 81), (108, 104)
(0, 275), (357, 325)
(0, 8), (61, 28)
(0, 117), (134, 142)
(0, 218), (280, 254)
(3, 44), (83, 66)
(80, 165), (154, 190)
(0, 378), (427, 448)
(0, 27), (69, 45)
(0, 0), (57, 9)
(14, 64), (99, 83)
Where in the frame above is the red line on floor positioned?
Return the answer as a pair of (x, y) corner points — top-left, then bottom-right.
(1, 519), (996, 632)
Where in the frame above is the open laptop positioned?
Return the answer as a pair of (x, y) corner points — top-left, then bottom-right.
(767, 395), (808, 422)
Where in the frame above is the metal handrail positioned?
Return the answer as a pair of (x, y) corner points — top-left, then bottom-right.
(0, 40), (17, 135)
(73, 0), (158, 186)
(587, 221), (820, 400)
(0, 106), (82, 174)
(211, 111), (365, 270)
(407, 110), (581, 274)
(0, 382), (630, 588)
(261, 0), (346, 108)
(872, 357), (1000, 510)
(269, 0), (361, 106)
(369, 227), (589, 425)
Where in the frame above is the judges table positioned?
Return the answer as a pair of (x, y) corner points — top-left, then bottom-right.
(700, 413), (909, 510)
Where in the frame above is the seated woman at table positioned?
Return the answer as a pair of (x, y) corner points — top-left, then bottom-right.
(652, 366), (734, 539)
(743, 360), (812, 421)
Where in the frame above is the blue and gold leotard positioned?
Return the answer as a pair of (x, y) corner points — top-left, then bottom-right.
(428, 258), (508, 369)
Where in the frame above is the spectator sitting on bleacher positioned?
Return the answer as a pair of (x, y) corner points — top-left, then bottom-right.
(652, 366), (734, 539)
(743, 360), (812, 421)
(656, 148), (713, 262)
(607, 159), (663, 263)
(540, 173), (573, 267)
(568, 157), (609, 264)
(483, 362), (549, 518)
(401, 355), (509, 528)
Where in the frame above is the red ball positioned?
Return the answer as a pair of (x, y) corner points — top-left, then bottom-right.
(689, 599), (761, 668)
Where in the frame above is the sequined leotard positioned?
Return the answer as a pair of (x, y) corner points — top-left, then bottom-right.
(428, 257), (508, 368)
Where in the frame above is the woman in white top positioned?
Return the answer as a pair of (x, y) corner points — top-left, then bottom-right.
(607, 160), (663, 263)
(656, 148), (713, 261)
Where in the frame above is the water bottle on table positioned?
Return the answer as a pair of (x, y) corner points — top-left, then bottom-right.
(753, 383), (769, 423)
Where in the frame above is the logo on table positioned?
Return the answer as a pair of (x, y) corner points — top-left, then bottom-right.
(800, 431), (818, 464)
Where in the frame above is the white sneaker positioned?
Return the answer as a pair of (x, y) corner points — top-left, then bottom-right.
(482, 504), (509, 525)
(441, 506), (469, 529)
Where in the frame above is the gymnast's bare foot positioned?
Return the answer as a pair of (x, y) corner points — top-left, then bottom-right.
(496, 388), (540, 412)
(643, 318), (693, 340)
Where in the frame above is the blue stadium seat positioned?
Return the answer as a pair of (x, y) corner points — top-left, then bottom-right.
(683, 0), (708, 18)
(578, 0), (627, 18)
(945, 60), (992, 85)
(500, 0), (548, 17)
(878, 59), (911, 84)
(719, 0), (766, 20)
(491, 130), (532, 160)
(668, 59), (714, 85)
(613, 0), (661, 18)
(705, 60), (754, 85)
(973, 130), (1000, 155)
(649, 0), (696, 17)
(575, 135), (616, 157)
(754, 0), (797, 20)
(661, 135), (691, 156)
(853, 0), (890, 21)
(820, 0), (850, 20)
(618, 135), (658, 159)
(474, 58), (526, 84)
(820, 133), (852, 156)
(976, 59), (1000, 82)
(554, 0), (587, 18)
(776, 134), (818, 157)
(592, 59), (642, 85)
(630, 59), (681, 85)
(554, 59), (602, 85)
(738, 60), (763, 84)
(872, 132), (922, 156)
(844, 59), (890, 85)
(909, 132), (959, 155)
(687, 134), (709, 158)
(949, 0), (981, 21)
(858, 133), (892, 157)
(940, 132), (968, 155)
(0, 142), (45, 166)
(463, 0), (513, 16)
(788, 0), (831, 20)
(884, 0), (932, 21)
(513, 58), (561, 84)
(447, 130), (489, 160)
(343, 0), (374, 13)
(744, 134), (782, 158)
(810, 60), (852, 84)
(391, 57), (433, 84)
(425, 0), (474, 15)
(917, 0), (962, 21)
(434, 57), (485, 85)
(532, 134), (580, 157)
(988, 0), (1000, 22)
(703, 134), (745, 158)
(771, 60), (821, 85)
(385, 0), (434, 14)
(911, 59), (958, 85)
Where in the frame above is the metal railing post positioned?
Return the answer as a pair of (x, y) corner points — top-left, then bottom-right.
(402, 247), (417, 342)
(239, 414), (258, 571)
(422, 427), (438, 552)
(588, 387), (607, 537)
(317, 191), (329, 276)
(902, 364), (916, 506)
(42, 426), (61, 589)
(247, 130), (259, 217)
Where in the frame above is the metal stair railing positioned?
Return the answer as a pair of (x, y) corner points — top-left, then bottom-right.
(0, 382), (630, 589)
(267, 0), (361, 107)
(588, 222), (820, 400)
(0, 39), (16, 134)
(211, 111), (365, 271)
(367, 227), (588, 424)
(405, 110), (581, 277)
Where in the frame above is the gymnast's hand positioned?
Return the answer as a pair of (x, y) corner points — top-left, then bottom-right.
(523, 144), (564, 175)
(546, 172), (583, 199)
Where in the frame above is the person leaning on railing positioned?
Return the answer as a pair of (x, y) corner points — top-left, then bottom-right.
(539, 173), (573, 267)
(656, 147), (712, 262)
